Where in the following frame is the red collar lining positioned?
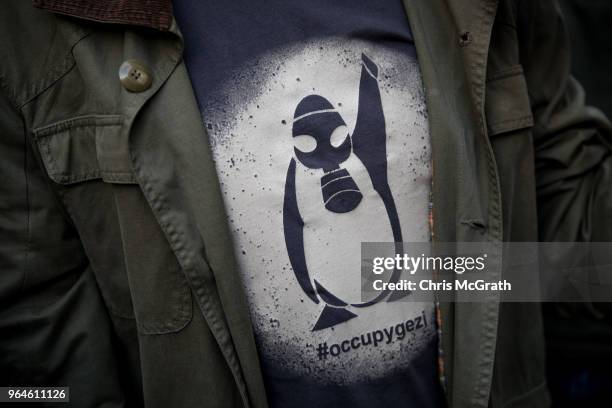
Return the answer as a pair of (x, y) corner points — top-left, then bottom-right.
(32, 0), (173, 31)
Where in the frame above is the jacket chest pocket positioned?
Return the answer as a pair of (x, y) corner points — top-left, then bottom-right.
(34, 115), (135, 184)
(485, 65), (534, 137)
(32, 115), (192, 334)
(485, 65), (540, 243)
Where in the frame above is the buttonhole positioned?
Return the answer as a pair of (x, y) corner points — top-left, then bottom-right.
(459, 31), (472, 47)
(460, 218), (486, 231)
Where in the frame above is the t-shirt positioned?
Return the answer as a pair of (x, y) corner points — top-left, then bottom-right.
(173, 1), (445, 407)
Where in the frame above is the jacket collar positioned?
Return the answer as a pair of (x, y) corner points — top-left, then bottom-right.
(32, 0), (173, 31)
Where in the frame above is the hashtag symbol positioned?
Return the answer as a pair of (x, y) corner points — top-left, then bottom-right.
(317, 342), (328, 360)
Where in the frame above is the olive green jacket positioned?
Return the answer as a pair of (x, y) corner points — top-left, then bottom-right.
(1, 0), (610, 407)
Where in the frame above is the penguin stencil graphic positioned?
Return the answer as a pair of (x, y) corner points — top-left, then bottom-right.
(283, 53), (406, 331)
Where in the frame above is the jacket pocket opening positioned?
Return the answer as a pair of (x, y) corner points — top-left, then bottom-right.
(33, 114), (136, 185)
(485, 65), (534, 136)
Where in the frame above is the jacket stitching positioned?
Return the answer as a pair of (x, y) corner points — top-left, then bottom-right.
(466, 0), (503, 406)
(486, 65), (523, 82)
(33, 115), (123, 136)
(18, 28), (92, 109)
(488, 115), (534, 135)
(132, 179), (193, 335)
(490, 115), (533, 126)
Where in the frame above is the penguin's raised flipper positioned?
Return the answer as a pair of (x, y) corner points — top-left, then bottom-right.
(351, 53), (403, 242)
(283, 158), (319, 304)
(361, 53), (379, 78)
(351, 56), (406, 305)
(352, 53), (386, 175)
(313, 305), (357, 331)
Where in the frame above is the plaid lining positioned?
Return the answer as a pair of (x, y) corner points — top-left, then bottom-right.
(429, 166), (447, 393)
(32, 0), (173, 31)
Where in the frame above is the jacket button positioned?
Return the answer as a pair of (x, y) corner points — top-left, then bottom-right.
(119, 60), (152, 92)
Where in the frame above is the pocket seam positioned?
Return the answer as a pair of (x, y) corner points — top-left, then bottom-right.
(33, 114), (123, 137)
(489, 115), (534, 136)
(136, 279), (192, 335)
(33, 114), (136, 185)
(487, 65), (524, 83)
(485, 64), (534, 136)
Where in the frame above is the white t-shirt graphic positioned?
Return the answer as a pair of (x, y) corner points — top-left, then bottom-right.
(207, 38), (434, 384)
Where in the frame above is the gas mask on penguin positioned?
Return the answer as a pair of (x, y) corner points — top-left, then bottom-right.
(292, 95), (363, 213)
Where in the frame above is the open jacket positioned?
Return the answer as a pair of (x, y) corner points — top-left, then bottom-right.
(1, 0), (611, 407)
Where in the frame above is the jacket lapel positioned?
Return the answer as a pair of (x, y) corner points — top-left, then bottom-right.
(402, 0), (500, 407)
(117, 22), (268, 408)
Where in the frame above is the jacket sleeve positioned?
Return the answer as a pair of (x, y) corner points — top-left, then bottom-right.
(518, 0), (612, 245)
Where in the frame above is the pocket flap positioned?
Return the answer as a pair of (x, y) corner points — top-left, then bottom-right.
(485, 65), (534, 136)
(33, 115), (136, 185)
